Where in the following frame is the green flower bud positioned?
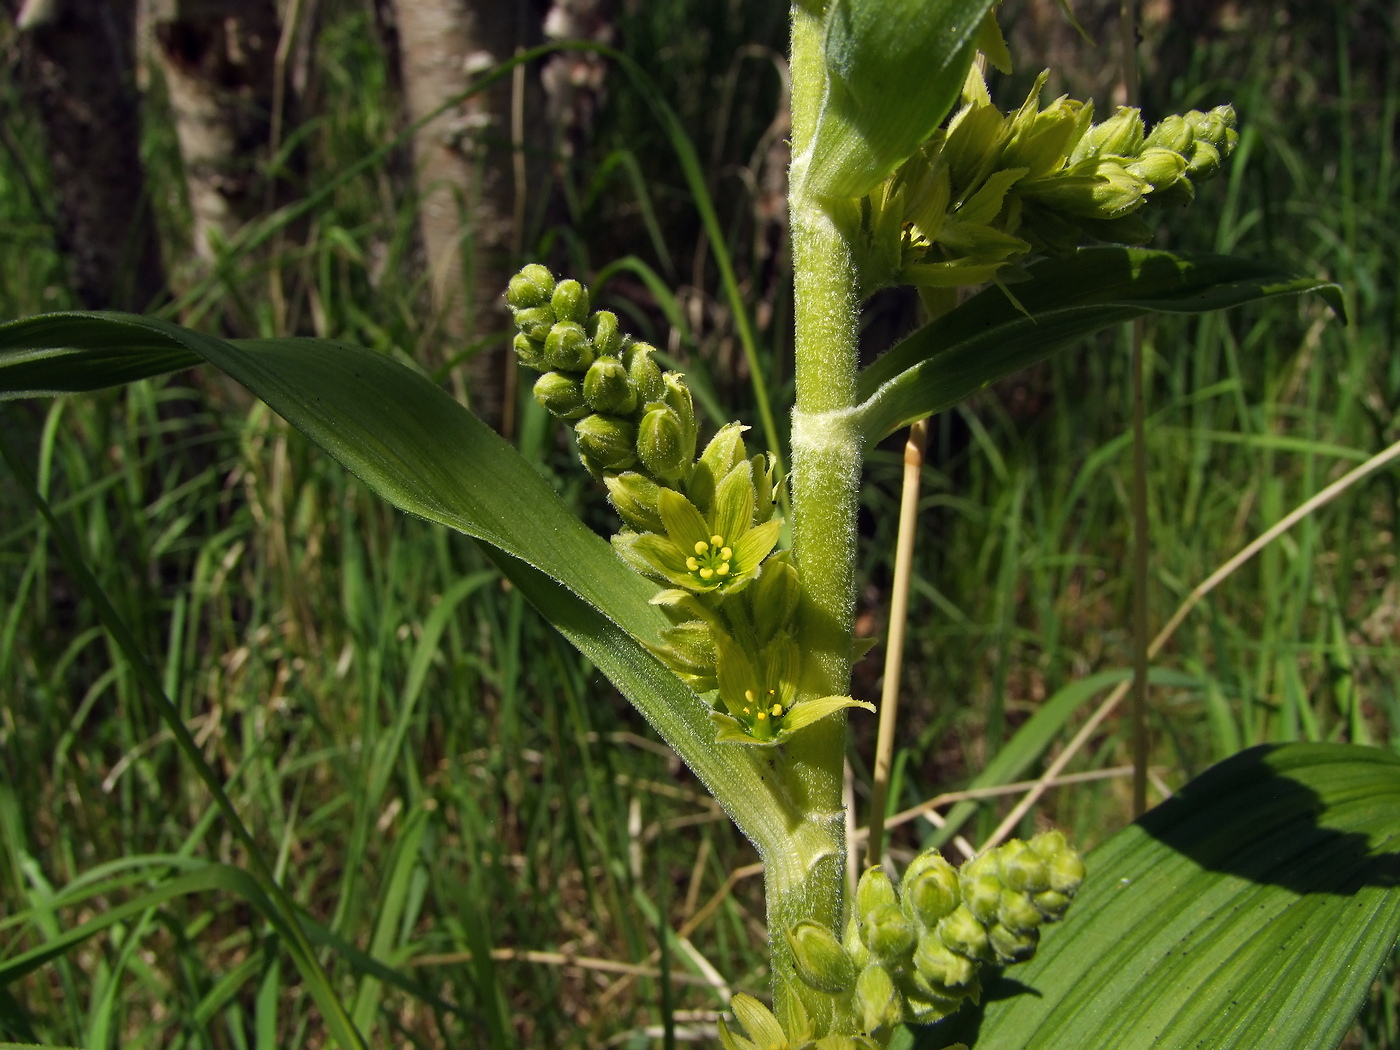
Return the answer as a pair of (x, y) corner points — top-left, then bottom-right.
(1003, 77), (1090, 181)
(575, 413), (637, 471)
(862, 902), (916, 962)
(785, 920), (856, 994)
(1023, 160), (1147, 220)
(1047, 849), (1086, 897)
(1185, 139), (1221, 180)
(1071, 106), (1144, 164)
(844, 914), (871, 970)
(662, 373), (698, 442)
(996, 888), (1043, 934)
(533, 371), (589, 420)
(625, 342), (665, 404)
(1029, 829), (1068, 859)
(902, 851), (961, 928)
(856, 867), (900, 921)
(512, 332), (547, 370)
(913, 930), (977, 990)
(551, 278), (589, 325)
(1144, 113), (1193, 154)
(960, 862), (1004, 926)
(605, 472), (666, 533)
(506, 264), (555, 309)
(750, 556), (800, 646)
(997, 840), (1050, 894)
(545, 321), (594, 372)
(637, 404), (689, 482)
(901, 973), (966, 1025)
(1127, 147), (1187, 192)
(936, 904), (990, 961)
(1033, 889), (1073, 922)
(514, 305), (556, 342)
(987, 921), (1039, 964)
(583, 356), (637, 415)
(586, 310), (622, 358)
(856, 963), (904, 1033)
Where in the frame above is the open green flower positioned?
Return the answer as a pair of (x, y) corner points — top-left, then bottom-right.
(711, 633), (874, 746)
(613, 463), (780, 595)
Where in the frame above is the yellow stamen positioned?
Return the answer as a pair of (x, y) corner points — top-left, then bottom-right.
(694, 540), (709, 555)
(710, 534), (724, 546)
(686, 556), (699, 570)
(744, 707), (752, 715)
(744, 689), (756, 703)
(771, 703), (783, 717)
(699, 567), (714, 579)
(757, 711), (767, 721)
(717, 563), (730, 576)
(720, 547), (732, 560)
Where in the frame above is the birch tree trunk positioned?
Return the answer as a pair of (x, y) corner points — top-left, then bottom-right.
(389, 0), (540, 428)
(8, 0), (166, 310)
(147, 0), (284, 262)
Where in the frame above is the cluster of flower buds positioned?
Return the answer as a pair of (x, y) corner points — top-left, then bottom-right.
(766, 833), (1084, 1043)
(850, 63), (1239, 299)
(507, 265), (873, 745)
(507, 263), (698, 480)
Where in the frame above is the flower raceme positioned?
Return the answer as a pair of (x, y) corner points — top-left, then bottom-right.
(505, 266), (870, 747)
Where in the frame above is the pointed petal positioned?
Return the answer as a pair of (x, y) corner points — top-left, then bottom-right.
(658, 487), (712, 551)
(775, 696), (876, 741)
(711, 712), (773, 746)
(714, 633), (758, 713)
(765, 636), (801, 709)
(711, 459), (755, 544)
(616, 532), (700, 588)
(730, 994), (788, 1048)
(716, 1017), (759, 1050)
(732, 518), (781, 572)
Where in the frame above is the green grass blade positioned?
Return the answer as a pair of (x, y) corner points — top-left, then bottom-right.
(923, 743), (1400, 1050)
(854, 248), (1345, 444)
(925, 668), (1198, 850)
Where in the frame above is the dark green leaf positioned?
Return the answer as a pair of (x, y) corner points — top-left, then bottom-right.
(855, 248), (1344, 444)
(921, 743), (1400, 1050)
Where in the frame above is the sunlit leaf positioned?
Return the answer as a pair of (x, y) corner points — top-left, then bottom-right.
(917, 743), (1400, 1050)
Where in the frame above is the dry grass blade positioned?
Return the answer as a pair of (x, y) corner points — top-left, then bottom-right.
(982, 434), (1400, 851)
(866, 418), (930, 866)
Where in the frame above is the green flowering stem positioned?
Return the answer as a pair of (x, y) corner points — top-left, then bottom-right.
(750, 2), (864, 1032)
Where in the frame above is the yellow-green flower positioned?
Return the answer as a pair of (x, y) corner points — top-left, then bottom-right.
(710, 633), (874, 747)
(613, 464), (779, 595)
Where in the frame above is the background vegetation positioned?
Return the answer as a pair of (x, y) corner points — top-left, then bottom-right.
(0, 0), (1396, 1046)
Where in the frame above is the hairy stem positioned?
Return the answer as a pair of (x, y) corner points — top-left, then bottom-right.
(764, 2), (862, 1030)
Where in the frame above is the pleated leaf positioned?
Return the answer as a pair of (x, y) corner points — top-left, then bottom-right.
(919, 742), (1400, 1050)
(855, 248), (1344, 444)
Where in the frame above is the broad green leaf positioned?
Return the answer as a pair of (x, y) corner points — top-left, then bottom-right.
(0, 312), (803, 857)
(919, 742), (1400, 1050)
(804, 0), (997, 199)
(854, 248), (1344, 444)
(0, 311), (662, 645)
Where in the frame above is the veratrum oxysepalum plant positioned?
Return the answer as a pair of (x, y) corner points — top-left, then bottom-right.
(0, 1), (1394, 1049)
